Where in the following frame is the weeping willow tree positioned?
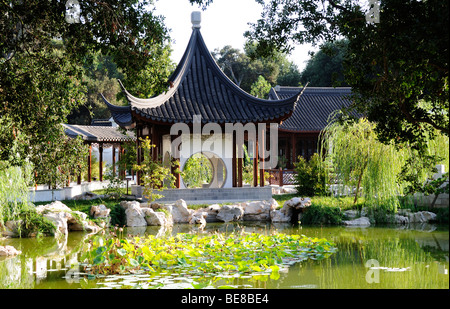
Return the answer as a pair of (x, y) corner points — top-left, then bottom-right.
(320, 114), (449, 213)
(320, 117), (407, 213)
(0, 161), (34, 227)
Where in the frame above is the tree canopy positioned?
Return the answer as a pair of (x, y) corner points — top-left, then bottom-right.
(191, 0), (449, 148)
(212, 43), (301, 94)
(1, 0), (173, 186)
(300, 40), (348, 87)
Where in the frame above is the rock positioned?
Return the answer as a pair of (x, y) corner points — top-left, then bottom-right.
(42, 211), (71, 235)
(284, 197), (311, 209)
(35, 200), (72, 214)
(142, 208), (172, 227)
(216, 205), (244, 222)
(72, 191), (100, 201)
(342, 216), (371, 226)
(125, 203), (147, 227)
(162, 199), (193, 223)
(242, 199), (278, 221)
(89, 204), (111, 219)
(204, 204), (221, 222)
(421, 211), (437, 222)
(68, 211), (100, 233)
(189, 210), (208, 226)
(0, 245), (21, 256)
(2, 220), (22, 237)
(343, 210), (359, 219)
(120, 200), (140, 211)
(408, 211), (437, 223)
(270, 209), (291, 222)
(394, 214), (409, 225)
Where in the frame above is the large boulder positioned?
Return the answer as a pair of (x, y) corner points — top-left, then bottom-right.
(203, 204), (221, 222)
(342, 216), (371, 227)
(216, 205), (244, 222)
(35, 200), (72, 214)
(162, 199), (193, 223)
(408, 211), (437, 223)
(242, 199), (278, 221)
(141, 207), (173, 227)
(270, 197), (311, 223)
(90, 204), (111, 219)
(284, 197), (312, 209)
(42, 211), (72, 235)
(270, 209), (291, 222)
(125, 202), (147, 227)
(189, 210), (208, 226)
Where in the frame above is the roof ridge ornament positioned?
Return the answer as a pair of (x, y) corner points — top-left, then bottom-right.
(191, 11), (201, 29)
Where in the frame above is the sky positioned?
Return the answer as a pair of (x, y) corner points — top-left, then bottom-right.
(153, 0), (315, 71)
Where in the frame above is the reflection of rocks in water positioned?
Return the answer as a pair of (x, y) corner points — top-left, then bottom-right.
(0, 232), (95, 288)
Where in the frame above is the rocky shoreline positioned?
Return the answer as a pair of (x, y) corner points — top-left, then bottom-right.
(0, 197), (440, 256)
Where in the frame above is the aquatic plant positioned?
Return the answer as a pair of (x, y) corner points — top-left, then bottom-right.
(81, 230), (337, 282)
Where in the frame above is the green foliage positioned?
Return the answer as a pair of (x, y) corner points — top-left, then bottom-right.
(243, 0), (448, 146)
(301, 205), (343, 225)
(133, 137), (177, 202)
(104, 169), (125, 200)
(181, 153), (213, 188)
(0, 161), (33, 224)
(82, 231), (337, 281)
(1, 0), (173, 187)
(320, 117), (405, 212)
(212, 44), (301, 93)
(250, 75), (271, 99)
(300, 40), (349, 87)
(14, 210), (56, 238)
(294, 153), (328, 197)
(0, 161), (57, 237)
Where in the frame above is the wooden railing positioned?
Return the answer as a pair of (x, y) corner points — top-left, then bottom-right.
(267, 169), (296, 186)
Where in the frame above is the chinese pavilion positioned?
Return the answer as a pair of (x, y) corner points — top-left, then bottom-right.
(102, 12), (303, 189)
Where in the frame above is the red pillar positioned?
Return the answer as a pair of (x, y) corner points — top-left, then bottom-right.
(87, 145), (92, 183)
(99, 144), (103, 182)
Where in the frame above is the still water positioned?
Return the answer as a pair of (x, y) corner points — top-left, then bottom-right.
(1, 222), (448, 289)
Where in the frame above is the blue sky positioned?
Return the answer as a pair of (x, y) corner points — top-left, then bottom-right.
(154, 0), (314, 71)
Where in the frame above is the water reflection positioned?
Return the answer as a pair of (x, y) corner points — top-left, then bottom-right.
(0, 223), (448, 289)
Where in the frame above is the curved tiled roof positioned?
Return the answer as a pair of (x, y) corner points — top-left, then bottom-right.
(63, 124), (135, 143)
(269, 86), (353, 132)
(103, 28), (303, 128)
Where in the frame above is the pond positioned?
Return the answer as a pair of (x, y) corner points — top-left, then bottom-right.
(0, 222), (448, 289)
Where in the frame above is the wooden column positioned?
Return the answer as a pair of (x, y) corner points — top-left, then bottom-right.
(291, 134), (297, 168)
(170, 134), (181, 188)
(77, 165), (81, 185)
(112, 144), (116, 177)
(87, 144), (92, 183)
(237, 142), (243, 187)
(136, 127), (142, 185)
(259, 127), (265, 187)
(253, 134), (259, 187)
(232, 134), (237, 187)
(99, 144), (104, 181)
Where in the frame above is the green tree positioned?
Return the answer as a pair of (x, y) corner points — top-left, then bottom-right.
(300, 40), (348, 87)
(212, 44), (301, 92)
(133, 137), (177, 202)
(250, 75), (271, 99)
(294, 153), (328, 197)
(189, 0), (449, 147)
(1, 0), (172, 185)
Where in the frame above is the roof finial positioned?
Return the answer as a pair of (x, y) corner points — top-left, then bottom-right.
(191, 11), (201, 29)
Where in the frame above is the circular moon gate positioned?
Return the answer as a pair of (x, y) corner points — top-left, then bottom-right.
(181, 151), (227, 189)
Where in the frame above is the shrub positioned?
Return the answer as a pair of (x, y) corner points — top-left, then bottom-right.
(301, 204), (343, 225)
(294, 153), (328, 197)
